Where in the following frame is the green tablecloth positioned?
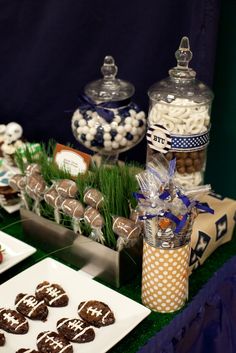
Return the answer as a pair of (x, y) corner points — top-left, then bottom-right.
(0, 208), (236, 353)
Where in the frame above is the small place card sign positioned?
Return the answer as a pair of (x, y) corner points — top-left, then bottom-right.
(54, 144), (91, 177)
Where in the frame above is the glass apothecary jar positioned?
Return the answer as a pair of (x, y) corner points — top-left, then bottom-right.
(72, 56), (146, 163)
(146, 37), (214, 188)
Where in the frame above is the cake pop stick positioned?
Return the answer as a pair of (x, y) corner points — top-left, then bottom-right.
(44, 187), (65, 224)
(61, 198), (84, 233)
(84, 206), (105, 244)
(9, 174), (29, 210)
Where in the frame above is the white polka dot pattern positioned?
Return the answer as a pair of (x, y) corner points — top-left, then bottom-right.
(142, 242), (190, 313)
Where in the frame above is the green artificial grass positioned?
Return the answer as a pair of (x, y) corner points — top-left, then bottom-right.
(14, 142), (141, 249)
(0, 207), (235, 353)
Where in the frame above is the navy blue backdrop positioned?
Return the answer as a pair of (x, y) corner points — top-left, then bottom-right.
(0, 0), (220, 163)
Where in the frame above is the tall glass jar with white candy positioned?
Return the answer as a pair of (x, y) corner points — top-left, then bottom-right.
(72, 56), (146, 164)
(146, 37), (214, 188)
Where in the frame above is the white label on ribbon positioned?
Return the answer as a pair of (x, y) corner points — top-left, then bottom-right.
(146, 125), (171, 153)
(147, 124), (210, 153)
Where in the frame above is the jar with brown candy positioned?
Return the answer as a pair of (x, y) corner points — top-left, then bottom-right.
(146, 37), (214, 188)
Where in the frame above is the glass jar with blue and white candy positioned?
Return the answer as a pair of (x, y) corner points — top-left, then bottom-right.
(72, 56), (146, 163)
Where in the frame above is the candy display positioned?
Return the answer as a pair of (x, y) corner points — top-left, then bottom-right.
(44, 185), (65, 224)
(55, 179), (78, 198)
(25, 163), (41, 176)
(61, 198), (84, 233)
(83, 187), (104, 209)
(44, 187), (65, 208)
(84, 206), (105, 243)
(25, 174), (47, 215)
(135, 155), (214, 312)
(146, 37), (213, 187)
(25, 174), (46, 200)
(71, 56), (146, 161)
(112, 216), (142, 250)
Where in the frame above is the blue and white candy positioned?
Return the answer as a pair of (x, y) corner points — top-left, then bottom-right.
(72, 104), (146, 153)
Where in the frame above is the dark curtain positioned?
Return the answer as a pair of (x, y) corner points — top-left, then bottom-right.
(0, 0), (220, 163)
(137, 255), (236, 353)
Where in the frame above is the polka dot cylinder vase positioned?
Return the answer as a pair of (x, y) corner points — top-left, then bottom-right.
(142, 241), (190, 313)
(146, 37), (213, 188)
(72, 56), (146, 164)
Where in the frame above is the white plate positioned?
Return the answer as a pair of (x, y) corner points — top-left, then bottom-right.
(0, 231), (36, 274)
(0, 258), (151, 352)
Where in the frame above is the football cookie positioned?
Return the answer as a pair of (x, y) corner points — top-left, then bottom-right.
(35, 281), (69, 307)
(15, 293), (48, 321)
(78, 300), (115, 327)
(0, 332), (5, 346)
(0, 308), (29, 334)
(57, 317), (95, 343)
(37, 331), (73, 353)
(16, 349), (39, 353)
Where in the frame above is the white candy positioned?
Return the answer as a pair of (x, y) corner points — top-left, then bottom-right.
(149, 99), (210, 135)
(104, 140), (112, 147)
(76, 126), (83, 134)
(124, 117), (133, 125)
(104, 133), (111, 140)
(136, 111), (145, 119)
(117, 125), (125, 134)
(174, 171), (203, 188)
(114, 115), (122, 123)
(79, 119), (87, 127)
(111, 121), (118, 129)
(115, 133), (123, 142)
(111, 141), (119, 149)
(124, 124), (132, 132)
(82, 126), (89, 134)
(129, 109), (136, 117)
(88, 119), (95, 127)
(131, 127), (137, 135)
(104, 124), (111, 132)
(120, 138), (128, 146)
(90, 127), (97, 135)
(132, 119), (139, 127)
(86, 133), (93, 141)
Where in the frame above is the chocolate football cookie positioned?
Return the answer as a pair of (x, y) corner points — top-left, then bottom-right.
(15, 293), (48, 321)
(78, 300), (115, 327)
(0, 332), (5, 346)
(16, 349), (39, 353)
(57, 317), (95, 343)
(35, 281), (69, 307)
(37, 331), (73, 353)
(0, 308), (29, 334)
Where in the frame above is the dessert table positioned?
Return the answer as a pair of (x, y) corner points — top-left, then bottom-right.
(0, 208), (236, 353)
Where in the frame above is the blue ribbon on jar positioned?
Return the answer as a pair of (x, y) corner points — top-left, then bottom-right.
(78, 95), (132, 123)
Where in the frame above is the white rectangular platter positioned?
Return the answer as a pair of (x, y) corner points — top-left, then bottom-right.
(0, 231), (36, 274)
(0, 258), (151, 352)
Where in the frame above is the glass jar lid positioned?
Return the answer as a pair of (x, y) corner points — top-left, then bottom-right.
(84, 56), (135, 102)
(148, 37), (213, 105)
